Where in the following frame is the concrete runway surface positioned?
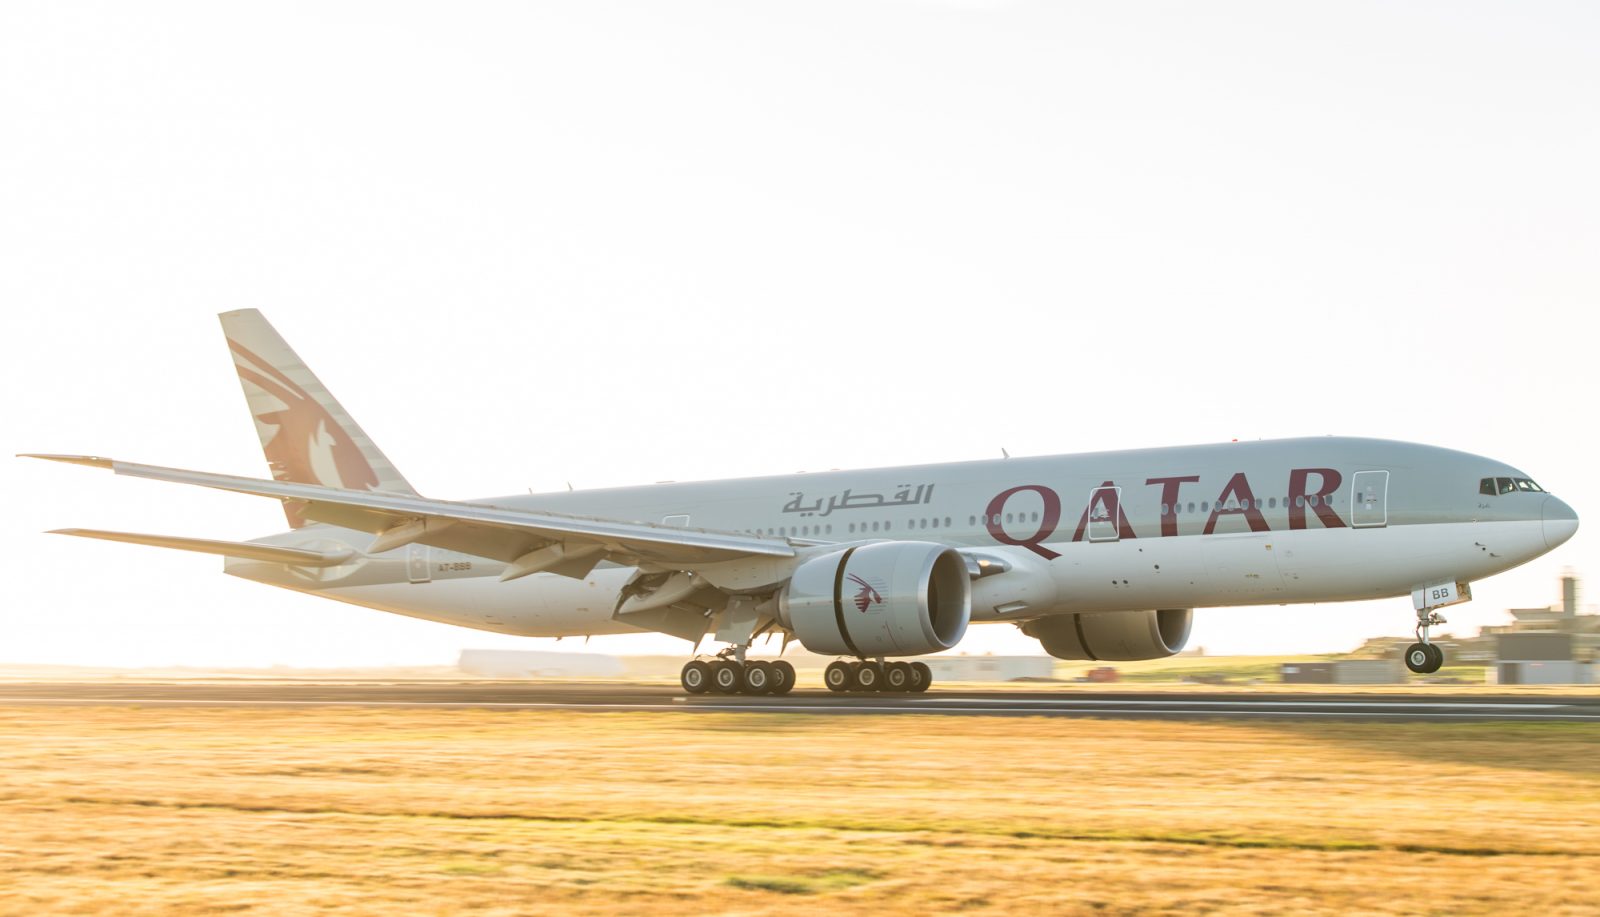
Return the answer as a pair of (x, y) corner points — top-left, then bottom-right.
(1, 681), (1598, 721)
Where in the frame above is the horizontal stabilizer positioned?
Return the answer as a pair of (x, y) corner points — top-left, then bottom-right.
(48, 528), (356, 567)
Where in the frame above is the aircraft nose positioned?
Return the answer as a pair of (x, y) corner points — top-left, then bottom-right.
(1543, 495), (1579, 550)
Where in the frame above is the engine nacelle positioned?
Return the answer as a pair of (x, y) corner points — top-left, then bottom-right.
(778, 541), (971, 657)
(1023, 609), (1193, 661)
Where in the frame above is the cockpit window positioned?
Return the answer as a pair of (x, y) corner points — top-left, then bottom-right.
(1481, 476), (1546, 496)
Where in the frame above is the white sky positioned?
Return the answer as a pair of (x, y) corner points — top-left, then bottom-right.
(2, 1), (1595, 667)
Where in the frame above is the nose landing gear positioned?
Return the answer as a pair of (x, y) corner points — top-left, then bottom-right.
(1405, 609), (1447, 675)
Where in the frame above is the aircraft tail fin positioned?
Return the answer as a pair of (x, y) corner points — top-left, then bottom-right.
(218, 309), (416, 528)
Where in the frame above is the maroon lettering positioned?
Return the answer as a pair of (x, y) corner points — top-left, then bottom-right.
(1071, 481), (1139, 542)
(984, 485), (1062, 560)
(1203, 472), (1271, 534)
(1288, 468), (1345, 529)
(1146, 475), (1200, 537)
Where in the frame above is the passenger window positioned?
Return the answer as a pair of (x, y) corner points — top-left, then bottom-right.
(1309, 495), (1319, 507)
(1294, 496), (1305, 507)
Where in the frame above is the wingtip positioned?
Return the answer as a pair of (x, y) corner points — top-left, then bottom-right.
(18, 454), (114, 468)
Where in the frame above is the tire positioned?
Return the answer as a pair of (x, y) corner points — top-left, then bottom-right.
(681, 660), (711, 694)
(909, 661), (932, 693)
(853, 662), (883, 692)
(824, 661), (853, 693)
(884, 662), (911, 692)
(1425, 643), (1445, 674)
(711, 660), (743, 694)
(770, 660), (796, 696)
(744, 661), (773, 695)
(1404, 643), (1431, 674)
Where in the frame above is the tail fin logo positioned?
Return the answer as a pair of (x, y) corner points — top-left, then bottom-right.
(847, 574), (883, 613)
(229, 339), (378, 525)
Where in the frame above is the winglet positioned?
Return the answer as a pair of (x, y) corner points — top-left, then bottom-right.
(18, 454), (114, 468)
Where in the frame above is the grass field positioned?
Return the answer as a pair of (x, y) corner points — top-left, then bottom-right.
(1, 705), (1597, 915)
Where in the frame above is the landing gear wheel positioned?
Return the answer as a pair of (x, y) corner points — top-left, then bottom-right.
(824, 661), (853, 693)
(710, 660), (743, 694)
(681, 660), (711, 694)
(884, 662), (911, 692)
(770, 660), (796, 696)
(853, 662), (883, 692)
(743, 661), (774, 695)
(909, 662), (932, 693)
(1404, 643), (1444, 675)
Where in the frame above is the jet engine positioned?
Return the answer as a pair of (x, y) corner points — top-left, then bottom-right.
(1022, 609), (1192, 661)
(777, 541), (970, 656)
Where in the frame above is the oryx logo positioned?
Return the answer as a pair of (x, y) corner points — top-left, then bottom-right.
(229, 339), (378, 528)
(847, 574), (882, 613)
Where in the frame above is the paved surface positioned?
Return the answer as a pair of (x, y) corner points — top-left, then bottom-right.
(1, 681), (1598, 721)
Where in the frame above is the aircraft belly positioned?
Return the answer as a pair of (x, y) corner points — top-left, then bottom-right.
(1039, 520), (1544, 613)
(1268, 520), (1544, 603)
(320, 568), (638, 638)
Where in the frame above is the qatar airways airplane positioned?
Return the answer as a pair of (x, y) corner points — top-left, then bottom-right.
(27, 311), (1578, 694)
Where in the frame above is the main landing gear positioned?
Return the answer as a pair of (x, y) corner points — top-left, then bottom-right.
(680, 654), (796, 696)
(1405, 609), (1447, 675)
(823, 659), (932, 694)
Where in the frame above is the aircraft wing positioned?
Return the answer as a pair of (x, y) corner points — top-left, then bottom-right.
(24, 455), (796, 575)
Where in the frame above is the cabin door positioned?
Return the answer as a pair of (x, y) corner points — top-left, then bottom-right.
(1351, 470), (1389, 528)
(1087, 485), (1122, 542)
(407, 544), (432, 583)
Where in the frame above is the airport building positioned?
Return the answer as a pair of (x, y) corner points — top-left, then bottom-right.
(458, 649), (626, 678)
(922, 654), (1055, 682)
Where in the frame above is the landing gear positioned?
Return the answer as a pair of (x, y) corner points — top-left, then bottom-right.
(679, 656), (795, 696)
(1406, 607), (1448, 675)
(1405, 641), (1444, 675)
(824, 658), (934, 693)
(680, 660), (711, 694)
(710, 659), (743, 694)
(909, 661), (932, 693)
(824, 660), (853, 693)
(853, 661), (883, 691)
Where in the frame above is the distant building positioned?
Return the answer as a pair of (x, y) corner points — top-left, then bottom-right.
(1479, 572), (1598, 664)
(1281, 660), (1404, 684)
(1490, 633), (1594, 685)
(458, 649), (625, 678)
(924, 654), (1055, 682)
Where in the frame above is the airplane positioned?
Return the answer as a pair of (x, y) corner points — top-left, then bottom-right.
(25, 310), (1579, 694)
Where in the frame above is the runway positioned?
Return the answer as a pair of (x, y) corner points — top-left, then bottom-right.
(2, 681), (1598, 721)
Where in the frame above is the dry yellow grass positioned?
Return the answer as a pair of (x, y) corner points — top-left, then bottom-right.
(0, 706), (1596, 915)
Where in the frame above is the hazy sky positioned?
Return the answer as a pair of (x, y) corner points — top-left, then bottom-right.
(3, 1), (1595, 667)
